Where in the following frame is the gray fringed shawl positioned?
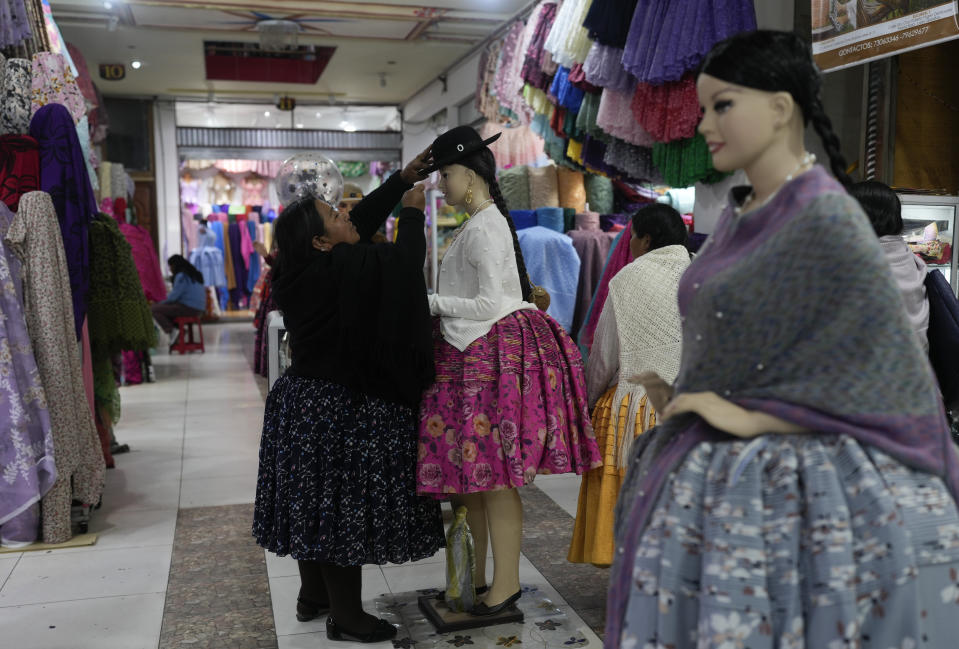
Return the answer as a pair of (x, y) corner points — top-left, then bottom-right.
(605, 166), (959, 642)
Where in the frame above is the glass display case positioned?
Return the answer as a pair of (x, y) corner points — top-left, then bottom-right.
(899, 194), (959, 291)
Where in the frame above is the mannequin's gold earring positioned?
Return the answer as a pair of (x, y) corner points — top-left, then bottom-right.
(465, 186), (473, 206)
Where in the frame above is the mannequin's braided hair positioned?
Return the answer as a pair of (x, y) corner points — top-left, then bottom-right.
(700, 30), (853, 188)
(459, 148), (534, 302)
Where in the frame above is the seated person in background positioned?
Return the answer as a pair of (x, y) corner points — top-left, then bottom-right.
(151, 254), (207, 346)
(850, 180), (929, 352)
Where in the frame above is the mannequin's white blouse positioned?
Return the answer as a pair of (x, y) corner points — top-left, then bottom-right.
(429, 205), (536, 351)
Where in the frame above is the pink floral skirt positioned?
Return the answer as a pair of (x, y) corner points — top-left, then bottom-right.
(417, 309), (602, 497)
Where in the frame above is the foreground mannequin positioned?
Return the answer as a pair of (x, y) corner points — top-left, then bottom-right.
(609, 31), (959, 647)
(417, 127), (602, 615)
(568, 204), (689, 566)
(253, 151), (444, 644)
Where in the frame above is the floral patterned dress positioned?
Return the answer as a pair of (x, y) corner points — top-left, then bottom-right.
(0, 201), (55, 545)
(5, 191), (104, 544)
(619, 436), (959, 649)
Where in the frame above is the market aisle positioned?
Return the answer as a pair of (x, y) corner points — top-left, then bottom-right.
(0, 323), (606, 649)
(0, 324), (263, 648)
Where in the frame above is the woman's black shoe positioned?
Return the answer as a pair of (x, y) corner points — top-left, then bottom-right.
(296, 597), (330, 622)
(434, 584), (489, 601)
(469, 590), (521, 617)
(326, 616), (397, 643)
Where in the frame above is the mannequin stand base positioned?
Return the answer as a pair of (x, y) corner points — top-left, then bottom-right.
(418, 595), (523, 633)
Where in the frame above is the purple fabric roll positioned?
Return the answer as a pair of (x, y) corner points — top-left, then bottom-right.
(600, 212), (632, 232)
(568, 227), (617, 339)
(29, 103), (97, 340)
(0, 0), (32, 50)
(582, 43), (636, 93)
(622, 0), (757, 84)
(228, 222), (249, 305)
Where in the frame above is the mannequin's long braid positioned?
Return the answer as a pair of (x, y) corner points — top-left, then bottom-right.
(488, 179), (533, 303)
(808, 98), (853, 189)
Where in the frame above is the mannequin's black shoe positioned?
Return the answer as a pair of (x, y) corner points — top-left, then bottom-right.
(434, 584), (489, 601)
(296, 597), (330, 622)
(469, 590), (521, 617)
(326, 616), (397, 643)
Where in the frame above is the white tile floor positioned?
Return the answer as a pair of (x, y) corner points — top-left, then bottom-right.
(0, 323), (596, 649)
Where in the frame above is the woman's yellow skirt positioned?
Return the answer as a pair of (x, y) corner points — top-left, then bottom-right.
(567, 385), (655, 566)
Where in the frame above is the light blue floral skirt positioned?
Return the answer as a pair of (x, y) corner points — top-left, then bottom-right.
(618, 434), (959, 648)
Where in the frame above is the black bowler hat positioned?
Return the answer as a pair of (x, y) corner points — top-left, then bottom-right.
(423, 125), (501, 174)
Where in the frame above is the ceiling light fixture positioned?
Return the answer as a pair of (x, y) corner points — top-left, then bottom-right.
(264, 110), (271, 117)
(295, 123), (304, 129)
(340, 121), (357, 133)
(315, 111), (322, 118)
(103, 1), (113, 9)
(130, 60), (142, 69)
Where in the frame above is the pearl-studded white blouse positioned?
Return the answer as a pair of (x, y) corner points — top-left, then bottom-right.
(428, 204), (536, 351)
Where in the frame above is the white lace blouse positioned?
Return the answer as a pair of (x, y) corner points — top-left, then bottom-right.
(428, 205), (536, 351)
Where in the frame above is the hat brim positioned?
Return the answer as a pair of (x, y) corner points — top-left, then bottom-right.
(423, 132), (502, 174)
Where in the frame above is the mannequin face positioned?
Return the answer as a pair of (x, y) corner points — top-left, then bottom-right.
(697, 73), (795, 173)
(437, 164), (480, 209)
(630, 233), (652, 260)
(337, 199), (360, 217)
(312, 199), (360, 250)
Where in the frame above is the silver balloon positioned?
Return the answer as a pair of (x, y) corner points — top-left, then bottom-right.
(275, 153), (345, 206)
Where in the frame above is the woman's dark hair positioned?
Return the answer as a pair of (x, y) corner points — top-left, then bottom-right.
(271, 196), (326, 281)
(167, 254), (204, 284)
(699, 30), (853, 188)
(849, 180), (903, 237)
(456, 148), (533, 302)
(632, 203), (689, 250)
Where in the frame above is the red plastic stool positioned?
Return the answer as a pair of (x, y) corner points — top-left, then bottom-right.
(171, 316), (205, 354)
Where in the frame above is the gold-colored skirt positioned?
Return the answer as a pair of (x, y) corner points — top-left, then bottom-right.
(567, 385), (656, 567)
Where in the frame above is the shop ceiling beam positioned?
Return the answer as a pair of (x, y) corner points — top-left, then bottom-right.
(405, 8), (445, 41)
(125, 0), (507, 24)
(52, 17), (485, 44)
(401, 0), (540, 107)
(176, 126), (401, 151)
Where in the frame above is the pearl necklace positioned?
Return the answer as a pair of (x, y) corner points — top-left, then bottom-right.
(467, 198), (494, 218)
(736, 152), (817, 216)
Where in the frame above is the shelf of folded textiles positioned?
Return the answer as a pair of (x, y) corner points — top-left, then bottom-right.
(436, 217), (460, 228)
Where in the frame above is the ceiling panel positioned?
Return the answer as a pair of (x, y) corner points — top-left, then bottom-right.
(52, 0), (530, 104)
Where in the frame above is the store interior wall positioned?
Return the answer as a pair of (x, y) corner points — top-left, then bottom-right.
(401, 52), (483, 163)
(755, 0), (795, 31)
(811, 66), (865, 180)
(154, 99), (180, 262)
(893, 40), (959, 195)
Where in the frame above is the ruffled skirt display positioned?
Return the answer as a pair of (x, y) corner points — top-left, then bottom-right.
(616, 434), (959, 648)
(417, 309), (602, 496)
(569, 386), (656, 566)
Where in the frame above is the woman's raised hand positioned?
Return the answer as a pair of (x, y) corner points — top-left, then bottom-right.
(402, 185), (427, 211)
(401, 146), (433, 184)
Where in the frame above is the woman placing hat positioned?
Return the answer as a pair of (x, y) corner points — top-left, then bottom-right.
(416, 126), (602, 615)
(252, 149), (444, 643)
